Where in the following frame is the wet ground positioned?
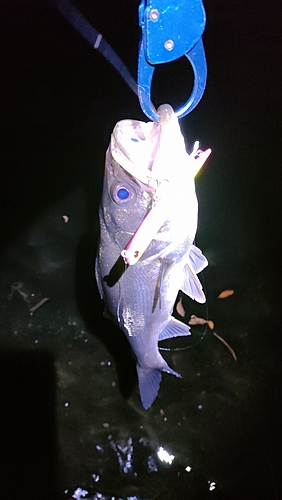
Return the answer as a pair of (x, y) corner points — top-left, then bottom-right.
(1, 1), (282, 499)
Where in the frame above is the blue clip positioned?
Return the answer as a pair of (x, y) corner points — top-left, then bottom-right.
(138, 0), (207, 121)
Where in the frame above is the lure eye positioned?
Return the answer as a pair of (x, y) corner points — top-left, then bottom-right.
(110, 182), (136, 206)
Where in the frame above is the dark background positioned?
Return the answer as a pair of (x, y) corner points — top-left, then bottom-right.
(0, 0), (282, 499)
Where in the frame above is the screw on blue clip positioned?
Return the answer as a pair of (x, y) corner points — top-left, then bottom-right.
(138, 0), (207, 121)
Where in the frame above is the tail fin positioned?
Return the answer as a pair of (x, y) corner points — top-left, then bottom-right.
(137, 362), (181, 410)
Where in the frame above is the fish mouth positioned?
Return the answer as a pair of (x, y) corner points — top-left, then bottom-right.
(109, 103), (195, 194)
(110, 118), (160, 186)
(109, 104), (178, 187)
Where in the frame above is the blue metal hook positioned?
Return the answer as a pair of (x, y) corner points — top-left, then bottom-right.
(138, 0), (207, 121)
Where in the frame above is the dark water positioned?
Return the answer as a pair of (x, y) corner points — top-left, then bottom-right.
(1, 1), (281, 499)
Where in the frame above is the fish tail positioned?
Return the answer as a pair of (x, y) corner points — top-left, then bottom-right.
(137, 362), (181, 410)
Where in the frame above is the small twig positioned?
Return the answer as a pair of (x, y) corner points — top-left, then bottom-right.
(8, 282), (30, 303)
(29, 297), (50, 315)
(213, 331), (237, 361)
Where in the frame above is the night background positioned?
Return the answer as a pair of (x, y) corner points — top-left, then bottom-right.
(0, 0), (282, 499)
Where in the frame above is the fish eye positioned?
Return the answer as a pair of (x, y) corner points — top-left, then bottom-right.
(110, 182), (136, 206)
(117, 187), (129, 200)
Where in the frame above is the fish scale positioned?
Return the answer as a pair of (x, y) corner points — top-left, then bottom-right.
(95, 104), (211, 409)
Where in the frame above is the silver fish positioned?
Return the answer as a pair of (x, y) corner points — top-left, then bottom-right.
(95, 104), (211, 409)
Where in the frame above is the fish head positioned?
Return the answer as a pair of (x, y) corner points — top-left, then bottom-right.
(101, 116), (161, 250)
(100, 105), (210, 255)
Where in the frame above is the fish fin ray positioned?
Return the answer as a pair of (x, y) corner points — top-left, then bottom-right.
(137, 365), (162, 410)
(181, 262), (206, 303)
(189, 244), (208, 274)
(159, 317), (191, 341)
(137, 361), (181, 409)
(152, 258), (174, 312)
(161, 360), (182, 378)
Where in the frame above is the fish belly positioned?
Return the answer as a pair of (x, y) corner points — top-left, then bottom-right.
(96, 214), (190, 409)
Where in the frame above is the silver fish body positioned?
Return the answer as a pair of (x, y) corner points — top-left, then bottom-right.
(95, 105), (210, 409)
